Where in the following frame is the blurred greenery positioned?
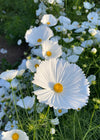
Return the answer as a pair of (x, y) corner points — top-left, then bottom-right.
(0, 0), (38, 43)
(0, 0), (99, 43)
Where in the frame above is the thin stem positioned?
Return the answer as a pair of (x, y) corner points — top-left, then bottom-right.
(73, 111), (76, 140)
(10, 83), (23, 130)
(33, 129), (36, 140)
(83, 109), (95, 140)
(76, 112), (83, 139)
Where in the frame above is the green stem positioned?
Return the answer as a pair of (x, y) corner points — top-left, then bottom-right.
(76, 112), (83, 139)
(11, 83), (23, 130)
(73, 111), (76, 140)
(89, 109), (95, 129)
(83, 109), (95, 140)
(18, 82), (29, 118)
(33, 129), (36, 140)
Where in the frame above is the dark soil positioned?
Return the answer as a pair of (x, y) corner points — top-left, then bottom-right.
(0, 36), (28, 73)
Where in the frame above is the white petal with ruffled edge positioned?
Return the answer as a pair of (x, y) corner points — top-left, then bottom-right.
(33, 59), (90, 109)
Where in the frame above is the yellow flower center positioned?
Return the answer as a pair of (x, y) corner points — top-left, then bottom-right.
(46, 51), (52, 57)
(11, 125), (14, 128)
(58, 109), (62, 113)
(78, 108), (80, 111)
(91, 17), (93, 20)
(58, 27), (61, 30)
(35, 64), (39, 68)
(37, 38), (42, 43)
(47, 22), (50, 25)
(53, 83), (63, 93)
(12, 133), (19, 140)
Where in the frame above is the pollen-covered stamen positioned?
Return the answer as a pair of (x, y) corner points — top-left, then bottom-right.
(47, 22), (50, 25)
(37, 38), (42, 43)
(35, 64), (39, 68)
(53, 83), (63, 93)
(58, 109), (62, 113)
(12, 133), (19, 140)
(91, 17), (93, 20)
(58, 27), (61, 30)
(46, 51), (52, 57)
(11, 125), (14, 128)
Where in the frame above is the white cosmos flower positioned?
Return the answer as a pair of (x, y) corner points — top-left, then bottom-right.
(59, 16), (71, 25)
(36, 2), (47, 16)
(83, 2), (95, 10)
(81, 21), (91, 29)
(50, 36), (61, 42)
(17, 96), (35, 109)
(36, 103), (46, 113)
(51, 117), (59, 125)
(0, 70), (18, 82)
(71, 21), (80, 29)
(62, 52), (67, 59)
(48, 0), (54, 4)
(55, 25), (65, 32)
(5, 120), (18, 131)
(81, 39), (93, 48)
(54, 108), (68, 116)
(0, 87), (8, 97)
(26, 58), (41, 73)
(74, 27), (85, 33)
(64, 21), (80, 30)
(87, 12), (98, 24)
(18, 59), (27, 70)
(76, 10), (82, 16)
(34, 0), (38, 3)
(41, 14), (57, 26)
(64, 48), (72, 57)
(25, 25), (54, 46)
(96, 8), (100, 18)
(0, 79), (10, 89)
(11, 79), (19, 89)
(31, 46), (44, 59)
(56, 0), (63, 4)
(41, 40), (62, 59)
(73, 46), (84, 55)
(88, 28), (97, 36)
(32, 59), (90, 109)
(63, 24), (74, 30)
(2, 129), (29, 140)
(95, 30), (100, 43)
(63, 37), (74, 43)
(87, 75), (96, 85)
(67, 55), (79, 63)
(16, 69), (25, 77)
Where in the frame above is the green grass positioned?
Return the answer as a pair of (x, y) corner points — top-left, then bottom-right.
(0, 0), (38, 43)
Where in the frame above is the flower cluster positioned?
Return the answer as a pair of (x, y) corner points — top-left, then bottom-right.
(0, 0), (100, 139)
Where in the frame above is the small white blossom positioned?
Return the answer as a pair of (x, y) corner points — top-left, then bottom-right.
(91, 48), (97, 54)
(50, 128), (55, 135)
(87, 75), (96, 85)
(17, 39), (22, 45)
(17, 96), (35, 109)
(0, 48), (7, 54)
(51, 118), (59, 125)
